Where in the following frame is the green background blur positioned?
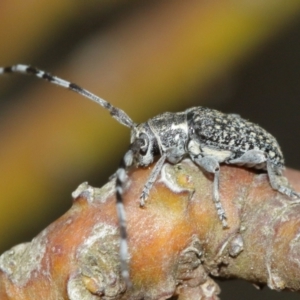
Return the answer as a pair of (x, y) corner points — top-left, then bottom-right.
(0, 1), (300, 299)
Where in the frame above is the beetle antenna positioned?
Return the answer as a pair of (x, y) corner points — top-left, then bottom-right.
(0, 64), (136, 129)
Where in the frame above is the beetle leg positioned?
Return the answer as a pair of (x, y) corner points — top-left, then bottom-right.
(140, 154), (167, 206)
(228, 149), (266, 168)
(192, 155), (228, 228)
(267, 161), (300, 199)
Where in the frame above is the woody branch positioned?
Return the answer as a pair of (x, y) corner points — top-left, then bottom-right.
(1, 160), (300, 299)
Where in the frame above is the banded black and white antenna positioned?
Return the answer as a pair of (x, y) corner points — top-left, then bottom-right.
(0, 64), (138, 287)
(0, 65), (136, 129)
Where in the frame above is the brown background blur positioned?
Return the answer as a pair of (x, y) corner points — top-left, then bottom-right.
(0, 1), (300, 299)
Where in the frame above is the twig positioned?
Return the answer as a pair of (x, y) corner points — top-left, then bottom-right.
(1, 159), (300, 299)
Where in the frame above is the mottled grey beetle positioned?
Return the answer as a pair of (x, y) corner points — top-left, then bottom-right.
(1, 64), (299, 286)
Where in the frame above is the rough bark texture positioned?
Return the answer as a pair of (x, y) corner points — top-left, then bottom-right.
(1, 160), (300, 299)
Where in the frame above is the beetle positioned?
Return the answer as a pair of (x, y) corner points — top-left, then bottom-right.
(1, 64), (299, 286)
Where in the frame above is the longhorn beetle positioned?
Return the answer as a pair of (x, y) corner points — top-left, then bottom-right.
(1, 64), (299, 287)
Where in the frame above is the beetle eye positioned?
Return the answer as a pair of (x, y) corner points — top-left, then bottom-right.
(139, 137), (148, 155)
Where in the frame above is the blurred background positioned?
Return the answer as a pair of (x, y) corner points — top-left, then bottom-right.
(0, 1), (300, 299)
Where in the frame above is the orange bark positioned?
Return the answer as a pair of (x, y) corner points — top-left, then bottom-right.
(1, 161), (300, 299)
